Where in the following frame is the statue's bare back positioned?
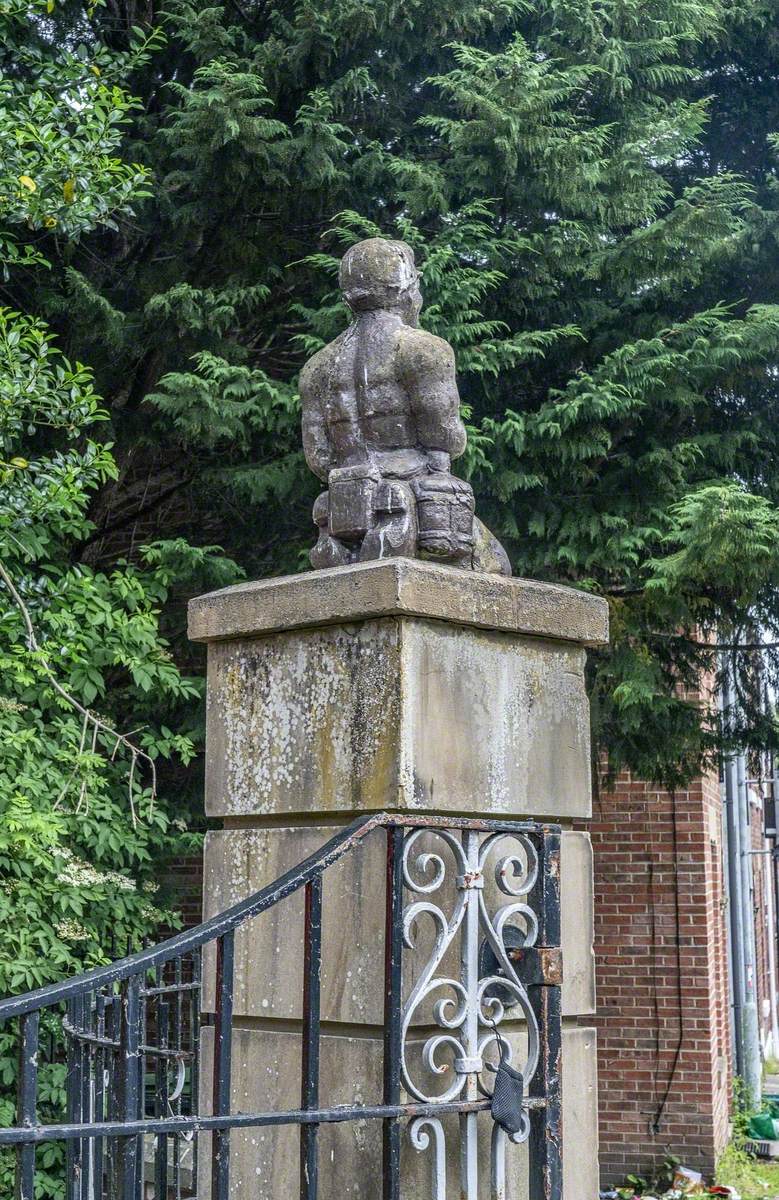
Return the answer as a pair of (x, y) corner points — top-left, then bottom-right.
(300, 238), (510, 575)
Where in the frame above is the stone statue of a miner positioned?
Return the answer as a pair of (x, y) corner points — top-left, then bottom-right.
(300, 238), (511, 576)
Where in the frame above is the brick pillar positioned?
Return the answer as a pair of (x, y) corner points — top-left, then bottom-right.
(587, 771), (731, 1182)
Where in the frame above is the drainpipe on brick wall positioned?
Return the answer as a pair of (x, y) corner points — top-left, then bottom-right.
(773, 759), (779, 1057)
(737, 746), (763, 1103)
(724, 726), (746, 1081)
(762, 804), (779, 1057)
(722, 789), (738, 1072)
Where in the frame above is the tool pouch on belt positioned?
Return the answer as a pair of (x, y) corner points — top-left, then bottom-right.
(328, 464), (381, 540)
(412, 472), (475, 560)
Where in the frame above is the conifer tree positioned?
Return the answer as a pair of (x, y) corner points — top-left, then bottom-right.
(12, 0), (779, 785)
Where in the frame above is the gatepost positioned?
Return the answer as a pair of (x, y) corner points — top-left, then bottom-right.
(189, 556), (607, 1197)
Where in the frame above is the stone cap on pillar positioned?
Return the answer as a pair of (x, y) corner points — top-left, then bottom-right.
(188, 557), (609, 647)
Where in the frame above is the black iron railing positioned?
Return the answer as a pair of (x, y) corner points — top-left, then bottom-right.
(0, 812), (563, 1199)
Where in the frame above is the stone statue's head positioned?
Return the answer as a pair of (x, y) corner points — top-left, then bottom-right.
(339, 238), (422, 326)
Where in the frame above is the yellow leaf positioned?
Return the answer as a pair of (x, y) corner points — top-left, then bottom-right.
(44, 216), (57, 228)
(90, 64), (101, 77)
(18, 175), (36, 193)
(47, 0), (55, 11)
(10, 458), (28, 469)
(63, 178), (75, 204)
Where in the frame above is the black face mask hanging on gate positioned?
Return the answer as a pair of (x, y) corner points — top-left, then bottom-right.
(488, 1019), (525, 1137)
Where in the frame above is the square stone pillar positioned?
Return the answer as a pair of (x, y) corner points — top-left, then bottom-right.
(189, 558), (608, 1199)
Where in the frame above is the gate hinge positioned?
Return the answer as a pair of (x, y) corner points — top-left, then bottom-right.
(508, 946), (563, 988)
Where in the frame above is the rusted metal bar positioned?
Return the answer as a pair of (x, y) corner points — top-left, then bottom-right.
(94, 993), (107, 1196)
(61, 1022), (119, 1051)
(173, 956), (183, 1200)
(191, 947), (201, 1190)
(212, 930), (234, 1200)
(115, 974), (142, 1199)
(527, 829), (563, 1200)
(104, 990), (119, 1194)
(300, 876), (322, 1200)
(386, 814), (556, 834)
(0, 1097), (518, 1145)
(140, 979), (200, 997)
(78, 997), (91, 1200)
(14, 1009), (38, 1200)
(154, 998), (170, 1199)
(138, 959), (148, 1200)
(382, 825), (404, 1200)
(64, 998), (79, 1200)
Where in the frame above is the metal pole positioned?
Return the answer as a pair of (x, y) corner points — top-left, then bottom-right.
(762, 805), (779, 1057)
(755, 735), (779, 1058)
(737, 747), (763, 1105)
(773, 760), (779, 1060)
(723, 673), (746, 1081)
(722, 787), (738, 1074)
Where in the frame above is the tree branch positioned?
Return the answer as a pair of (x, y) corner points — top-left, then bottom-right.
(647, 632), (779, 652)
(76, 474), (195, 555)
(0, 558), (156, 823)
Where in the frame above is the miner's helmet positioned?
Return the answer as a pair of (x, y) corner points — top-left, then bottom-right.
(339, 238), (419, 314)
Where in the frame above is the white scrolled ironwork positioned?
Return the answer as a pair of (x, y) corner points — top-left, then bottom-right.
(401, 827), (541, 1195)
(410, 1116), (447, 1199)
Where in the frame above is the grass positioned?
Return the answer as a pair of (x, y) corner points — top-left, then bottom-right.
(716, 1142), (779, 1198)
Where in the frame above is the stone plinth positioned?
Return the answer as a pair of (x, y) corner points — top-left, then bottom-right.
(189, 558), (607, 1199)
(190, 558), (606, 821)
(188, 557), (607, 647)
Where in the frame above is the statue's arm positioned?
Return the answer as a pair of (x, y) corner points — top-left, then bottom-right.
(399, 331), (467, 460)
(300, 359), (333, 481)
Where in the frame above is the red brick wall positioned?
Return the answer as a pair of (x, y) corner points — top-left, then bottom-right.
(587, 770), (732, 1183)
(163, 853), (204, 929)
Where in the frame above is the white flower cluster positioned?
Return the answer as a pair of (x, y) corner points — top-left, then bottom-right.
(56, 860), (105, 888)
(54, 848), (136, 892)
(105, 871), (137, 893)
(55, 918), (90, 943)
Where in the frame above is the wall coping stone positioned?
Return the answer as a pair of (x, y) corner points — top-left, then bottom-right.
(188, 557), (609, 647)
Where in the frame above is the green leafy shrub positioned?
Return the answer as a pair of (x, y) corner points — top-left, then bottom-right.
(0, 5), (240, 1194)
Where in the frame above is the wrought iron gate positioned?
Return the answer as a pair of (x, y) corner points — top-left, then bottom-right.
(0, 812), (562, 1199)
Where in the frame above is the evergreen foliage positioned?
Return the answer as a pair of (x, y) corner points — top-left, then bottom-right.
(0, 7), (240, 1188)
(9, 0), (779, 788)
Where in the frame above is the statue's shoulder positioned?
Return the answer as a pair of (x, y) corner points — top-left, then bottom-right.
(396, 326), (455, 377)
(299, 332), (348, 397)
